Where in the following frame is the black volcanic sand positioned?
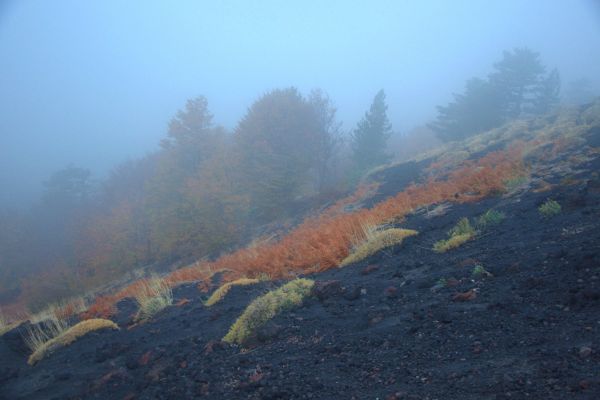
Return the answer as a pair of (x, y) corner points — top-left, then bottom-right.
(363, 159), (430, 207)
(2, 154), (600, 400)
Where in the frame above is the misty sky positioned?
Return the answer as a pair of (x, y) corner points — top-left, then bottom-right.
(1, 0), (600, 207)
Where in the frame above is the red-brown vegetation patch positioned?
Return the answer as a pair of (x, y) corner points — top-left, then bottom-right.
(452, 289), (478, 302)
(139, 351), (152, 366)
(175, 298), (190, 307)
(84, 148), (524, 318)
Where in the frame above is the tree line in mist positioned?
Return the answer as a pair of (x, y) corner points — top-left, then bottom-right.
(0, 87), (394, 309)
(0, 47), (596, 311)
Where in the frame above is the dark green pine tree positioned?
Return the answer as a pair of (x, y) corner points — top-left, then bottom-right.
(351, 89), (393, 175)
(431, 47), (557, 142)
(429, 78), (505, 142)
(489, 47), (546, 119)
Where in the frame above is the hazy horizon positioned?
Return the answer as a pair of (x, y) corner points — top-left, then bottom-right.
(1, 0), (600, 207)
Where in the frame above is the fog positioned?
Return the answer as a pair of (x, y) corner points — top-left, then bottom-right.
(1, 0), (599, 207)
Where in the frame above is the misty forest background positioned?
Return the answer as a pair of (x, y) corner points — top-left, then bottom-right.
(0, 48), (597, 310)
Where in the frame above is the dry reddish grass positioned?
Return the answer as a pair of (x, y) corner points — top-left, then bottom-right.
(84, 147), (524, 319)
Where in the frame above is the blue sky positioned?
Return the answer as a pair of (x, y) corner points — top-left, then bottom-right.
(1, 0), (599, 206)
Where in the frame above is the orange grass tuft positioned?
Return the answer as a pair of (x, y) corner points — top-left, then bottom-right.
(84, 147), (525, 318)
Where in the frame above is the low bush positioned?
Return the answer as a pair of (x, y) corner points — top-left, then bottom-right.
(433, 233), (473, 253)
(134, 277), (173, 321)
(223, 278), (314, 345)
(539, 199), (561, 217)
(204, 278), (260, 306)
(449, 217), (475, 237)
(476, 209), (505, 230)
(433, 218), (476, 253)
(339, 227), (418, 267)
(28, 319), (118, 365)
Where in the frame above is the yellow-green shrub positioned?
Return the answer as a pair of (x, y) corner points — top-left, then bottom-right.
(433, 217), (475, 253)
(340, 228), (418, 267)
(223, 278), (314, 345)
(134, 277), (173, 321)
(448, 217), (475, 237)
(205, 278), (260, 306)
(28, 319), (118, 365)
(433, 233), (473, 252)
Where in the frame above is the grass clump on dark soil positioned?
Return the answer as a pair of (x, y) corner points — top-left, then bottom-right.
(538, 199), (561, 217)
(433, 217), (476, 253)
(223, 278), (314, 345)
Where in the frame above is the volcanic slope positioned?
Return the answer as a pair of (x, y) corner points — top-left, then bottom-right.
(2, 103), (600, 399)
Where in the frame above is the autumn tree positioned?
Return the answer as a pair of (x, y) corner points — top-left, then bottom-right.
(160, 96), (219, 170)
(350, 89), (392, 176)
(183, 139), (248, 252)
(147, 96), (227, 259)
(234, 88), (328, 220)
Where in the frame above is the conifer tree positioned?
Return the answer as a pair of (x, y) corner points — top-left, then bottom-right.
(350, 89), (392, 175)
(431, 48), (559, 142)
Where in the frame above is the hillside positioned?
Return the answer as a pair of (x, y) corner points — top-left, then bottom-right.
(2, 102), (600, 399)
